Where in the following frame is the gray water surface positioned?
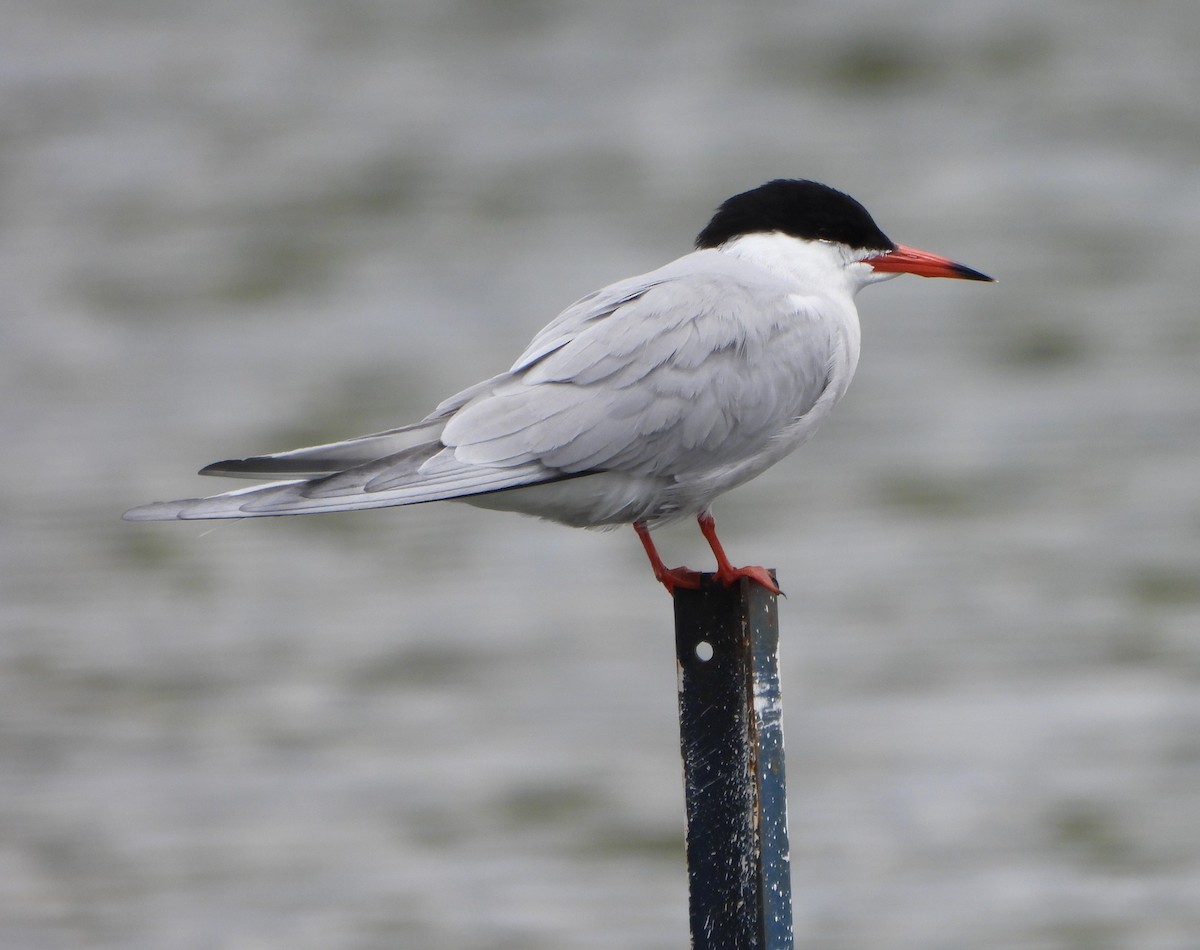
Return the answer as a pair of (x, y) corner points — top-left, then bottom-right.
(3, 1), (1199, 947)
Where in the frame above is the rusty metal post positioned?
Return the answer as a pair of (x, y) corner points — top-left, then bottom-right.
(673, 574), (793, 950)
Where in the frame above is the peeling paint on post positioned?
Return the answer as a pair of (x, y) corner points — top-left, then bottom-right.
(674, 574), (793, 950)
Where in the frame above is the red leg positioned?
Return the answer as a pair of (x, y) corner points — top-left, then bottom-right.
(633, 521), (703, 595)
(697, 511), (781, 595)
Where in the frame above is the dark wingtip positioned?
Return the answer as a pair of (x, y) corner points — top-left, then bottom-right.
(198, 459), (243, 476)
(199, 457), (301, 477)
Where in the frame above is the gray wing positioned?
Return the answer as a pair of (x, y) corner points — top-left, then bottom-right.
(182, 275), (660, 485)
(124, 251), (835, 521)
(442, 252), (836, 477)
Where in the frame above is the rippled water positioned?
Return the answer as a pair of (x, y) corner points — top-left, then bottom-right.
(3, 1), (1199, 947)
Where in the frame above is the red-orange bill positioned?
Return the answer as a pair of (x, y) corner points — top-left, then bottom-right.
(865, 244), (994, 282)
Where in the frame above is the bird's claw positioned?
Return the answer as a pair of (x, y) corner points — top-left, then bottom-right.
(714, 564), (783, 596)
(655, 563), (782, 597)
(655, 565), (705, 596)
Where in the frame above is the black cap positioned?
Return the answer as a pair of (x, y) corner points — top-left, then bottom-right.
(695, 179), (895, 253)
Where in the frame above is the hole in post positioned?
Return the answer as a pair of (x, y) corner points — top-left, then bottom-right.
(695, 640), (714, 662)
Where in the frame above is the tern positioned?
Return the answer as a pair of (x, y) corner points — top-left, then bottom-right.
(124, 179), (993, 594)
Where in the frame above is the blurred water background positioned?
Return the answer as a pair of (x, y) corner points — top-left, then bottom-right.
(3, 1), (1199, 947)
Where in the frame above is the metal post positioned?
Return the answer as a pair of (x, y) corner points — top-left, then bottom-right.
(673, 574), (793, 950)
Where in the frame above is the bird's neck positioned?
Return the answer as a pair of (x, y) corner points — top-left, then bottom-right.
(718, 232), (864, 296)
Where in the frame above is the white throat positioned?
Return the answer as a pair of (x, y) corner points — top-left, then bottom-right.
(717, 231), (887, 296)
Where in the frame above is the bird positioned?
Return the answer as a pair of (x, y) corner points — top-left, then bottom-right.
(124, 179), (993, 595)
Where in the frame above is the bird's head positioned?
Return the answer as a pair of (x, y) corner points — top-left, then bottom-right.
(696, 179), (993, 288)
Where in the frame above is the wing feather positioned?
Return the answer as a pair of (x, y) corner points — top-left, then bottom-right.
(123, 449), (559, 520)
(197, 373), (510, 479)
(125, 248), (844, 525)
(443, 255), (837, 479)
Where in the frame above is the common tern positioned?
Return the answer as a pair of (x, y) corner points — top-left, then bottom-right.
(124, 179), (993, 594)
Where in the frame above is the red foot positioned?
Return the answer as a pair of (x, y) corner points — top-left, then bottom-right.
(633, 516), (782, 597)
(699, 511), (782, 596)
(655, 565), (705, 596)
(714, 563), (782, 595)
(634, 521), (704, 595)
